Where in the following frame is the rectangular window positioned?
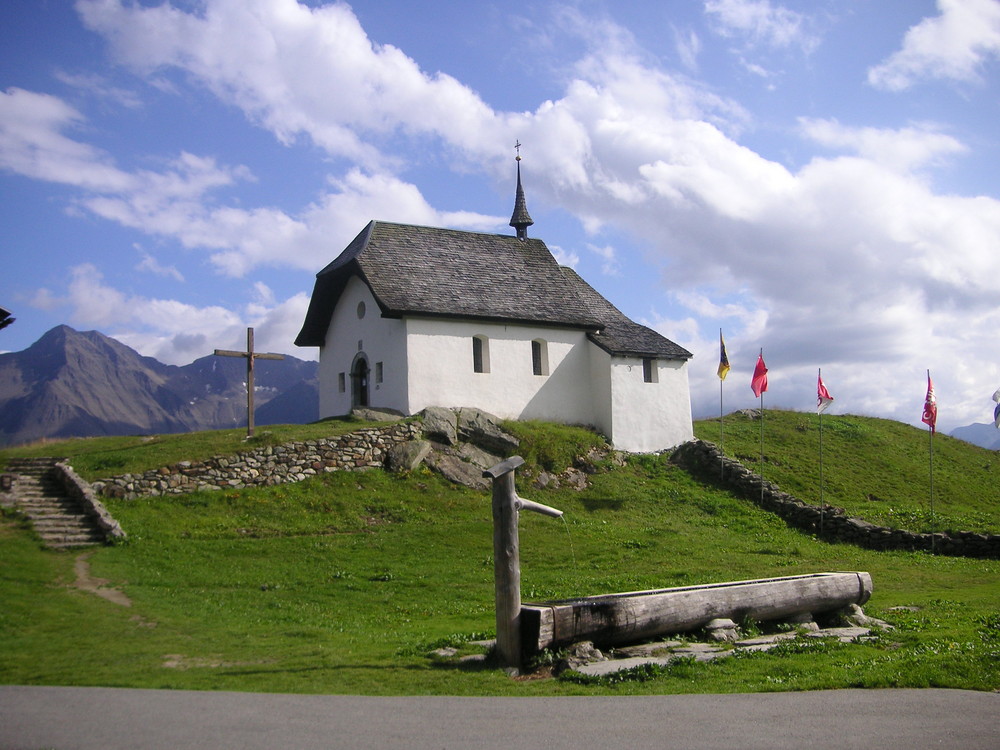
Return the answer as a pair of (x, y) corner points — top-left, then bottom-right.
(473, 336), (490, 373)
(375, 362), (383, 384)
(338, 372), (346, 392)
(643, 358), (657, 383)
(532, 339), (549, 376)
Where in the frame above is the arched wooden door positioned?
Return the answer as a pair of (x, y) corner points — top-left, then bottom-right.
(351, 355), (370, 408)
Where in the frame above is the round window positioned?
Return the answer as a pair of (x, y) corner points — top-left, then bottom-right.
(357, 301), (366, 319)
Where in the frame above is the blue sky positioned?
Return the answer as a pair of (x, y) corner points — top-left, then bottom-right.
(2, 0), (999, 432)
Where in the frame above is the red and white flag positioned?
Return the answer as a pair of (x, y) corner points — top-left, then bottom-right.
(921, 372), (937, 434)
(817, 371), (834, 414)
(751, 353), (768, 398)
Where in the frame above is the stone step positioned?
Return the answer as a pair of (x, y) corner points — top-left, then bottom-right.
(17, 501), (83, 514)
(39, 533), (101, 547)
(46, 535), (105, 549)
(29, 518), (95, 531)
(15, 483), (65, 492)
(5, 457), (106, 549)
(15, 487), (73, 498)
(4, 459), (65, 475)
(19, 479), (65, 489)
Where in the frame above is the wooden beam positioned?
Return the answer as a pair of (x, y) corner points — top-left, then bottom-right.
(520, 572), (873, 653)
(213, 327), (285, 438)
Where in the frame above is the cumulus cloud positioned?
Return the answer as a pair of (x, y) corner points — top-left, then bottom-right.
(868, 0), (1000, 91)
(798, 118), (968, 172)
(1, 81), (503, 277)
(33, 263), (312, 365)
(0, 87), (134, 192)
(76, 0), (498, 168)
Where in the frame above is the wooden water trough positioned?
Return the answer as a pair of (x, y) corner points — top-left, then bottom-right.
(521, 572), (873, 653)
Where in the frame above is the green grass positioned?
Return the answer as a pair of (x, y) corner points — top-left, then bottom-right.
(695, 409), (1000, 534)
(0, 414), (997, 695)
(0, 417), (394, 482)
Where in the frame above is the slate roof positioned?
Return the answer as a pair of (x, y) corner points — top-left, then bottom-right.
(561, 268), (692, 359)
(295, 220), (690, 361)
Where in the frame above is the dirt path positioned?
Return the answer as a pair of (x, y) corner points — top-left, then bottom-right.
(73, 552), (133, 607)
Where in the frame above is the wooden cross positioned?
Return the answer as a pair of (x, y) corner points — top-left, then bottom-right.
(214, 327), (285, 438)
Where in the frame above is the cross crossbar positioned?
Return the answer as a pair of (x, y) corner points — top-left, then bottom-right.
(213, 327), (285, 437)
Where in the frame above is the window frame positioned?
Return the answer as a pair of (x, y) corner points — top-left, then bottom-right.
(473, 335), (490, 374)
(642, 357), (657, 383)
(531, 339), (549, 376)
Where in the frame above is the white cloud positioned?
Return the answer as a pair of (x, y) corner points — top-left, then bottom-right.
(704, 0), (818, 52)
(587, 243), (621, 276)
(75, 0), (498, 168)
(868, 0), (1000, 91)
(0, 87), (134, 192)
(52, 70), (143, 109)
(36, 263), (313, 365)
(251, 282), (275, 307)
(136, 249), (185, 282)
(673, 26), (702, 72)
(2, 79), (503, 277)
(799, 118), (968, 172)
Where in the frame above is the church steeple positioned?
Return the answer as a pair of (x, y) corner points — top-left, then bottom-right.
(509, 142), (534, 241)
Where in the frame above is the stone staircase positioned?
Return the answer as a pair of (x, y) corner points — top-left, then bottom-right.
(3, 458), (106, 549)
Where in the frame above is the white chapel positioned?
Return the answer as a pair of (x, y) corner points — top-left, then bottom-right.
(295, 161), (694, 452)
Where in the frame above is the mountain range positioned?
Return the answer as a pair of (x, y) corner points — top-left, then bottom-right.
(0, 326), (318, 447)
(1, 325), (997, 450)
(950, 421), (1000, 451)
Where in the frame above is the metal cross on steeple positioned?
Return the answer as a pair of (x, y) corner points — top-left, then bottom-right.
(509, 141), (534, 240)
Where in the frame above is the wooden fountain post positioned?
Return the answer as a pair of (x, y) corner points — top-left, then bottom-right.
(483, 456), (562, 671)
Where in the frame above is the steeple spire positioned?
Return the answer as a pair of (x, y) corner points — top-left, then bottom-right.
(509, 141), (534, 241)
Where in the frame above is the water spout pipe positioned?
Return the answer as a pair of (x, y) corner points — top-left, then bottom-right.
(515, 495), (563, 518)
(483, 456), (564, 671)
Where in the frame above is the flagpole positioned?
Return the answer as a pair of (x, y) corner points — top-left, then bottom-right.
(924, 369), (936, 554)
(718, 328), (728, 482)
(929, 409), (935, 555)
(759, 349), (764, 502)
(818, 368), (825, 538)
(759, 389), (765, 502)
(719, 375), (725, 481)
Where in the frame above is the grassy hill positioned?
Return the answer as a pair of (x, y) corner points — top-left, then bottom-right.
(0, 413), (997, 695)
(694, 409), (1000, 533)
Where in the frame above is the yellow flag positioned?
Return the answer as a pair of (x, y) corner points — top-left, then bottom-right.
(717, 330), (730, 381)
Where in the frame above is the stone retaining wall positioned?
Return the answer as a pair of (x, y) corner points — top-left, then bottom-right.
(93, 422), (422, 500)
(53, 461), (127, 541)
(670, 439), (999, 559)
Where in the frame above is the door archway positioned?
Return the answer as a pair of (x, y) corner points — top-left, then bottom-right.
(351, 354), (370, 408)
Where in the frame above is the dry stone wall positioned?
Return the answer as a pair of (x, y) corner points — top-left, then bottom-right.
(93, 422), (422, 500)
(54, 461), (127, 541)
(671, 439), (999, 560)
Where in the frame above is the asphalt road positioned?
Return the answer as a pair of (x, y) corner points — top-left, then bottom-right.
(1, 686), (997, 749)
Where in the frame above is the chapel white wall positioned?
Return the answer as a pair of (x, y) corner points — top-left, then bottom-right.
(404, 318), (596, 425)
(606, 356), (694, 452)
(318, 276), (407, 418)
(317, 279), (694, 452)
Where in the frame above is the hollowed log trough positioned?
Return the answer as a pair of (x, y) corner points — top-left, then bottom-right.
(521, 572), (873, 654)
